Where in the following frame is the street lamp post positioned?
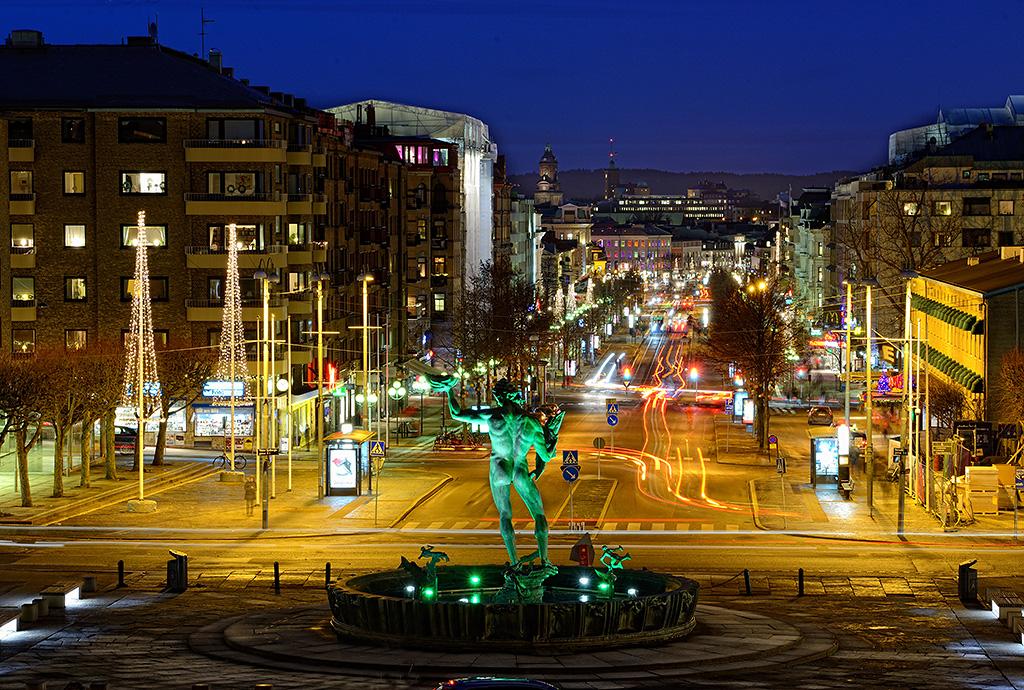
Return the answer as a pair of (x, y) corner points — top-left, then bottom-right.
(412, 375), (429, 436)
(315, 271), (330, 500)
(254, 263), (280, 501)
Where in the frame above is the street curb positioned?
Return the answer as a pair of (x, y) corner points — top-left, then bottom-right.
(387, 474), (454, 528)
(749, 479), (770, 531)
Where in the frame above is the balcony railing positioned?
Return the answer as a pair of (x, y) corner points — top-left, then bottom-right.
(184, 192), (279, 203)
(11, 298), (36, 308)
(184, 139), (285, 149)
(10, 193), (35, 201)
(287, 144), (312, 152)
(186, 244), (286, 255)
(288, 193), (312, 202)
(11, 245), (35, 255)
(7, 139), (33, 148)
(187, 296), (285, 309)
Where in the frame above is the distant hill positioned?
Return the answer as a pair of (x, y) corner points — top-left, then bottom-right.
(508, 168), (859, 202)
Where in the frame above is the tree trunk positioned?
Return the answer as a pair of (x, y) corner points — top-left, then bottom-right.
(103, 413), (118, 480)
(80, 420), (92, 488)
(755, 397), (769, 450)
(153, 417), (168, 466)
(16, 428), (32, 507)
(52, 426), (65, 498)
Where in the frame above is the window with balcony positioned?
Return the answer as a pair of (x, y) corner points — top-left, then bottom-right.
(999, 199), (1015, 215)
(12, 329), (35, 355)
(933, 200), (953, 216)
(64, 171), (85, 195)
(65, 277), (87, 301)
(65, 224), (86, 247)
(61, 118), (85, 144)
(120, 277), (169, 302)
(121, 171), (166, 195)
(8, 118), (32, 145)
(12, 277), (34, 305)
(10, 171), (33, 196)
(65, 330), (87, 351)
(206, 118), (264, 141)
(118, 117), (166, 143)
(121, 224), (166, 247)
(287, 222), (308, 245)
(208, 224), (260, 251)
(207, 171), (259, 197)
(12, 224), (33, 249)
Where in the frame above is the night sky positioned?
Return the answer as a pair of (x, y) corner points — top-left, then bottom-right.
(7, 0), (1024, 175)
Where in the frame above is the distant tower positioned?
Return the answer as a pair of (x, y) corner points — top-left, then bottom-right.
(604, 138), (620, 200)
(535, 144), (563, 207)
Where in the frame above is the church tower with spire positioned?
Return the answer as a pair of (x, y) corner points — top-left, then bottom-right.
(535, 144), (563, 207)
(604, 138), (620, 200)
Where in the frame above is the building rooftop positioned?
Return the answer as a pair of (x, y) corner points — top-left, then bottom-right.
(591, 224), (672, 238)
(920, 249), (1024, 296)
(0, 36), (283, 110)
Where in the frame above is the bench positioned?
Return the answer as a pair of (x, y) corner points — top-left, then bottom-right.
(40, 581), (81, 611)
(839, 481), (854, 500)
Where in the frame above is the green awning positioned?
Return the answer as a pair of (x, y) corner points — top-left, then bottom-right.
(911, 293), (982, 334)
(923, 345), (984, 394)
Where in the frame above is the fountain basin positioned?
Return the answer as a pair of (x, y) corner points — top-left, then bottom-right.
(327, 565), (698, 652)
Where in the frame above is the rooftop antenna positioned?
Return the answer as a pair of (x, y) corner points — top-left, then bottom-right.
(200, 7), (214, 57)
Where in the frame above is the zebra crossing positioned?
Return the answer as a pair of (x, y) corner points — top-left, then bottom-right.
(395, 519), (746, 532)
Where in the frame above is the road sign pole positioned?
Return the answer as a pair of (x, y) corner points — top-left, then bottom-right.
(569, 481), (575, 530)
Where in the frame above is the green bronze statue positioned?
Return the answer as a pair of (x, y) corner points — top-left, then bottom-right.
(423, 370), (565, 567)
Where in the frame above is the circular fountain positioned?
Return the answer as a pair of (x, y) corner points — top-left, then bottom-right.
(327, 564), (698, 653)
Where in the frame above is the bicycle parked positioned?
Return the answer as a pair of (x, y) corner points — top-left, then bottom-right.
(213, 453), (248, 471)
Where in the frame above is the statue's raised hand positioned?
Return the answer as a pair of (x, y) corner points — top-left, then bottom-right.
(427, 372), (460, 394)
(545, 410), (566, 436)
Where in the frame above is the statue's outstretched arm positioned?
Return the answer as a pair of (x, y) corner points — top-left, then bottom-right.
(426, 372), (490, 423)
(527, 410), (565, 479)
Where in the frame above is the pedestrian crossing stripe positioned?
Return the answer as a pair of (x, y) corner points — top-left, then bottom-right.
(396, 520), (746, 531)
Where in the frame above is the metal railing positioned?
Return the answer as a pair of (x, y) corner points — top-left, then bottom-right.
(185, 244), (286, 255)
(186, 296), (284, 309)
(7, 139), (34, 148)
(287, 143), (312, 153)
(287, 193), (312, 203)
(10, 245), (36, 255)
(11, 298), (36, 308)
(184, 192), (280, 203)
(183, 139), (285, 149)
(10, 192), (35, 201)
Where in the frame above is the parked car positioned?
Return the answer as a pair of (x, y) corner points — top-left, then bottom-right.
(113, 426), (138, 455)
(436, 679), (558, 690)
(807, 406), (834, 426)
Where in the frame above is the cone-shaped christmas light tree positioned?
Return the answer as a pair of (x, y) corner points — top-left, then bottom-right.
(214, 223), (247, 471)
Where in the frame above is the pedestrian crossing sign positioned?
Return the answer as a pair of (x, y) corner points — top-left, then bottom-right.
(369, 440), (386, 457)
(562, 449), (579, 465)
(607, 402), (619, 414)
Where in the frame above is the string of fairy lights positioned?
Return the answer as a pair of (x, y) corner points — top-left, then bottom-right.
(121, 210), (161, 410)
(214, 222), (248, 388)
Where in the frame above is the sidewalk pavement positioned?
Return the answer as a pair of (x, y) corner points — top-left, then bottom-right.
(55, 456), (452, 531)
(715, 415), (1023, 537)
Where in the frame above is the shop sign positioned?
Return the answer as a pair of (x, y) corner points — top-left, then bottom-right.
(202, 380), (246, 398)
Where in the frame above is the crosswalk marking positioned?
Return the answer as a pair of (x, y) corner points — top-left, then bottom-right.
(396, 519), (747, 532)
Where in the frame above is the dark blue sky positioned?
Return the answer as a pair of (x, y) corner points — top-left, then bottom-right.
(7, 0), (1024, 174)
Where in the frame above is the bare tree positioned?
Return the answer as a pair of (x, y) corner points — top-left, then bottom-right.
(929, 377), (967, 431)
(0, 355), (52, 506)
(708, 276), (804, 448)
(153, 343), (216, 465)
(37, 350), (91, 497)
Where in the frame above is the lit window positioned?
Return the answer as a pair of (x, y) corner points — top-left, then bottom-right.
(64, 277), (87, 301)
(12, 329), (35, 355)
(902, 202), (920, 216)
(64, 171), (85, 194)
(121, 224), (166, 247)
(432, 257), (447, 275)
(999, 199), (1015, 215)
(210, 224), (259, 251)
(121, 277), (169, 301)
(433, 293), (446, 312)
(64, 224), (86, 247)
(208, 171), (257, 197)
(12, 276), (35, 304)
(66, 330), (87, 351)
(120, 171), (166, 194)
(11, 224), (33, 249)
(933, 201), (952, 216)
(10, 170), (32, 196)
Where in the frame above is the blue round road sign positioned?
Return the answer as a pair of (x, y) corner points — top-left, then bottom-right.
(562, 465), (580, 482)
(607, 414), (619, 427)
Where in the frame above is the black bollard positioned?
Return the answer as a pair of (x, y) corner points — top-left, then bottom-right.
(743, 569), (751, 595)
(798, 568), (805, 596)
(117, 560), (125, 588)
(273, 562), (281, 595)
(325, 561), (331, 589)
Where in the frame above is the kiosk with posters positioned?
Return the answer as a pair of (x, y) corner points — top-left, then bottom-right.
(323, 429), (375, 496)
